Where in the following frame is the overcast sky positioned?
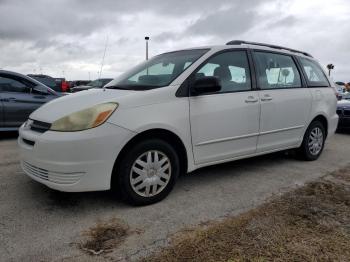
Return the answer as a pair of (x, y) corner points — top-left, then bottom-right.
(0, 0), (349, 81)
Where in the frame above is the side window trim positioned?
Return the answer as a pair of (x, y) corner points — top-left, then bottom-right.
(293, 55), (310, 88)
(251, 50), (303, 90)
(178, 49), (255, 97)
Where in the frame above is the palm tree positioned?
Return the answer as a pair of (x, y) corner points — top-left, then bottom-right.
(327, 64), (334, 77)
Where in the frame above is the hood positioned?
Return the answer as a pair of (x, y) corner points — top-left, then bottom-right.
(337, 99), (350, 108)
(30, 88), (135, 123)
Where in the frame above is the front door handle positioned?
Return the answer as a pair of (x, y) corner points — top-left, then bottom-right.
(261, 94), (272, 101)
(5, 97), (17, 102)
(245, 96), (259, 103)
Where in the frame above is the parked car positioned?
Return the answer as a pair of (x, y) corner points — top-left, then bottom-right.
(71, 78), (113, 92)
(336, 99), (350, 131)
(54, 77), (70, 92)
(28, 74), (70, 92)
(0, 70), (58, 131)
(19, 40), (338, 205)
(334, 82), (346, 100)
(69, 80), (90, 88)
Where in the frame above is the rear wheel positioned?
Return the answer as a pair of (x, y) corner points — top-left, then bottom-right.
(298, 120), (326, 161)
(113, 139), (180, 206)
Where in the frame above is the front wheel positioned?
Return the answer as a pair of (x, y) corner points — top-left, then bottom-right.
(297, 120), (326, 161)
(113, 139), (180, 206)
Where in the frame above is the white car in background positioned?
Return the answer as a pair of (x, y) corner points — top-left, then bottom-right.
(18, 40), (338, 205)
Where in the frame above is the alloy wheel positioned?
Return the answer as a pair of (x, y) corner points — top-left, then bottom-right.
(308, 127), (323, 156)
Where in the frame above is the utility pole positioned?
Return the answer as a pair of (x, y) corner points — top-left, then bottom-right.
(145, 36), (150, 60)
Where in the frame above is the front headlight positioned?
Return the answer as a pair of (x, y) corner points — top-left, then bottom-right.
(50, 102), (118, 132)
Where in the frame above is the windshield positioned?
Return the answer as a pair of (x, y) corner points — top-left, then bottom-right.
(105, 49), (208, 90)
(87, 79), (113, 88)
(88, 79), (102, 87)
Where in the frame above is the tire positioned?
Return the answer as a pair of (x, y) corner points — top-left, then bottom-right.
(113, 139), (180, 206)
(297, 120), (326, 161)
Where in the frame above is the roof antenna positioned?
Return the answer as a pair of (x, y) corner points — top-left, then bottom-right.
(100, 35), (109, 92)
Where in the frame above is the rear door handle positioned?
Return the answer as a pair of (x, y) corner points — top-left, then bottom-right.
(245, 96), (259, 103)
(261, 94), (272, 101)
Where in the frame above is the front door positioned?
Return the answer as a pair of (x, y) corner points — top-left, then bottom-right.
(0, 74), (51, 127)
(253, 51), (312, 152)
(189, 50), (260, 164)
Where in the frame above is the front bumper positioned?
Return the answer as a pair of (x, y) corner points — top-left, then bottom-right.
(337, 117), (350, 129)
(328, 114), (339, 136)
(18, 122), (135, 192)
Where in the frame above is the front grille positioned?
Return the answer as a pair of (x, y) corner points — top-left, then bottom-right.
(30, 120), (51, 133)
(344, 109), (350, 116)
(22, 161), (85, 185)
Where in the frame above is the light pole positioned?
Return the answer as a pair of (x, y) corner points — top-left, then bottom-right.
(327, 64), (334, 77)
(145, 36), (149, 60)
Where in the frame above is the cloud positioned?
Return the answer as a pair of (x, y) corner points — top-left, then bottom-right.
(186, 8), (258, 38)
(0, 0), (349, 81)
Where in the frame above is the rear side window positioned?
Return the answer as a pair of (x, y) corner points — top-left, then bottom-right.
(298, 57), (329, 87)
(254, 52), (301, 90)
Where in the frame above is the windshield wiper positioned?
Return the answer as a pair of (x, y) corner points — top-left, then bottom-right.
(105, 85), (159, 91)
(104, 85), (131, 90)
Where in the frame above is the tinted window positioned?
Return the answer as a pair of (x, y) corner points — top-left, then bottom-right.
(195, 51), (251, 93)
(255, 52), (301, 90)
(105, 49), (208, 90)
(0, 76), (30, 93)
(298, 57), (329, 87)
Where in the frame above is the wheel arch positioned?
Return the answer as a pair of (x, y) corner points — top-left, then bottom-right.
(111, 128), (188, 188)
(310, 114), (328, 138)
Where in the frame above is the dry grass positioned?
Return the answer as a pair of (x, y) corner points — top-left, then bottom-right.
(142, 167), (350, 262)
(79, 218), (129, 255)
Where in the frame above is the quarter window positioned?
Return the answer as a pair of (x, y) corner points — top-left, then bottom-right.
(254, 52), (301, 90)
(195, 51), (251, 93)
(298, 57), (329, 87)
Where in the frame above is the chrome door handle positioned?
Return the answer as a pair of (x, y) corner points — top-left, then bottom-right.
(245, 96), (258, 103)
(5, 97), (17, 102)
(261, 95), (272, 101)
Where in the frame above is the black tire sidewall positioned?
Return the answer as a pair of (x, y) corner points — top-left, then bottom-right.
(116, 139), (180, 206)
(300, 120), (326, 161)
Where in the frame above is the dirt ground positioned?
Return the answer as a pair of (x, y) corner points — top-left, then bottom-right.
(141, 167), (350, 262)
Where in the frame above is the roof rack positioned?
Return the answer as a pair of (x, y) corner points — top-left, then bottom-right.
(226, 40), (313, 58)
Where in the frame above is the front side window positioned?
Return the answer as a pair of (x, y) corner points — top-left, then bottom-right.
(298, 57), (329, 87)
(0, 76), (30, 93)
(254, 52), (301, 90)
(195, 51), (251, 93)
(105, 49), (209, 90)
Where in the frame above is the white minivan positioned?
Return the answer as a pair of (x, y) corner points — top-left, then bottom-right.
(18, 40), (338, 205)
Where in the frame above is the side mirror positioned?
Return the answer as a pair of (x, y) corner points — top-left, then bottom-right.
(192, 76), (221, 95)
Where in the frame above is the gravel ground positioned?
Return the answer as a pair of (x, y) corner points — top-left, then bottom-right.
(1, 132), (350, 261)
